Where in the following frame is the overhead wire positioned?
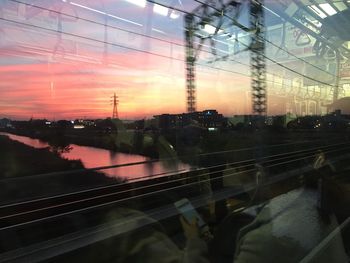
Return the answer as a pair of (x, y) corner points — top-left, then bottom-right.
(6, 0), (251, 71)
(0, 15), (329, 99)
(0, 16), (255, 81)
(0, 11), (327, 112)
(5, 0), (178, 45)
(2, 0), (342, 102)
(141, 0), (341, 85)
(4, 0), (337, 87)
(5, 0), (246, 70)
(237, 39), (338, 87)
(6, 0), (212, 57)
(192, 0), (337, 78)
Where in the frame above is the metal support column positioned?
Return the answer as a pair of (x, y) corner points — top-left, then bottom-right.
(250, 0), (267, 115)
(185, 14), (196, 113)
(333, 49), (340, 102)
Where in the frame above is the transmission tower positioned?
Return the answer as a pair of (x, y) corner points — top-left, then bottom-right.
(111, 92), (119, 119)
(184, 0), (267, 115)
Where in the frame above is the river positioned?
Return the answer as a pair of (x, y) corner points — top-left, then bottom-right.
(0, 132), (191, 181)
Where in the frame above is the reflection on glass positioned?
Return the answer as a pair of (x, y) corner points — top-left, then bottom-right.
(0, 0), (350, 262)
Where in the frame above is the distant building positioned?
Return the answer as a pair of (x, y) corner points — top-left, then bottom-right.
(154, 110), (227, 130)
(329, 97), (350, 114)
(229, 115), (263, 127)
(0, 118), (12, 129)
(229, 113), (297, 128)
(74, 119), (96, 127)
(191, 110), (227, 128)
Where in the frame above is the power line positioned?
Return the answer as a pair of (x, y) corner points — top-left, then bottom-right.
(0, 17), (184, 61)
(1, 15), (334, 105)
(1, 18), (262, 95)
(2, 0), (256, 75)
(0, 15), (332, 100)
(260, 36), (335, 78)
(7, 0), (182, 47)
(7, 0), (336, 80)
(157, 0), (339, 85)
(152, 0), (339, 88)
(0, 17), (256, 79)
(6, 0), (230, 63)
(192, 0), (339, 78)
(237, 39), (337, 87)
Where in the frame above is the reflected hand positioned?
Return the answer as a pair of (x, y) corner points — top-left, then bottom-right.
(180, 216), (199, 240)
(313, 152), (326, 169)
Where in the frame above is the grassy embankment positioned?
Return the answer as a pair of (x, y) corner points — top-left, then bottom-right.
(0, 135), (122, 204)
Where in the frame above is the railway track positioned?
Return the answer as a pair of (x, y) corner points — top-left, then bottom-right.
(0, 141), (350, 230)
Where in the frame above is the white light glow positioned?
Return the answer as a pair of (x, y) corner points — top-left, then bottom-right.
(70, 2), (106, 15)
(204, 24), (216, 34)
(107, 13), (143, 26)
(219, 32), (230, 37)
(308, 5), (327, 18)
(152, 28), (166, 34)
(153, 4), (168, 16)
(202, 24), (223, 35)
(125, 0), (146, 8)
(68, 1), (142, 26)
(319, 3), (337, 16)
(170, 11), (180, 19)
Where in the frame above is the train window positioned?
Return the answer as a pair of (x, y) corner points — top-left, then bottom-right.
(0, 0), (350, 262)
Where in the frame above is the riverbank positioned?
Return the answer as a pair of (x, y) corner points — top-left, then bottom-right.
(3, 126), (349, 170)
(2, 127), (161, 159)
(0, 135), (122, 204)
(0, 134), (202, 255)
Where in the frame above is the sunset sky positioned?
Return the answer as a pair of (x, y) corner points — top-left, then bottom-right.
(0, 0), (260, 120)
(0, 0), (325, 120)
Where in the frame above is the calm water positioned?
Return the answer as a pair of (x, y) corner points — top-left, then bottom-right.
(0, 132), (190, 181)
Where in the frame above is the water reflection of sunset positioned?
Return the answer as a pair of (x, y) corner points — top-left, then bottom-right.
(2, 132), (190, 180)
